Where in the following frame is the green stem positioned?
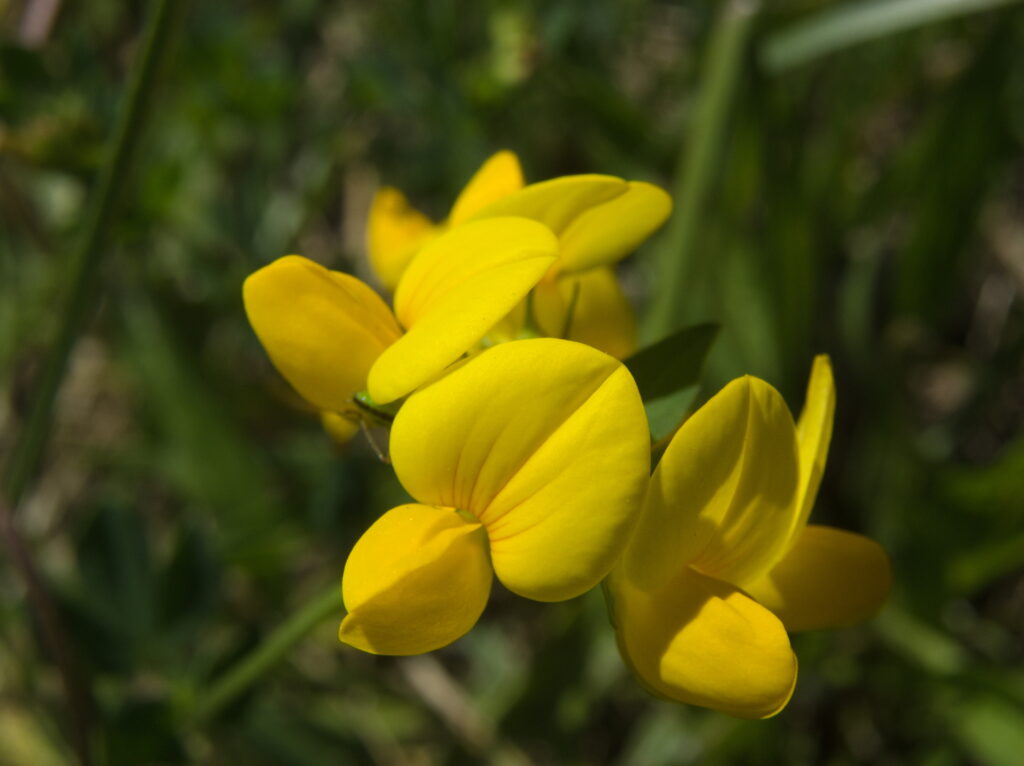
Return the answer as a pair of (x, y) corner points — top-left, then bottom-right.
(761, 0), (1021, 75)
(645, 0), (760, 340)
(1, 0), (189, 507)
(191, 584), (345, 723)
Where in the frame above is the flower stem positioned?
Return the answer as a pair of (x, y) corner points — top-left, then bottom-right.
(1, 0), (189, 508)
(190, 583), (345, 723)
(645, 0), (759, 340)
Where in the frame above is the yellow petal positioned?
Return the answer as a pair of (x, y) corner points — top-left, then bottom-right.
(339, 503), (492, 655)
(448, 150), (525, 225)
(609, 565), (797, 719)
(320, 411), (360, 445)
(623, 376), (800, 589)
(745, 525), (892, 633)
(366, 187), (438, 292)
(468, 174), (629, 236)
(243, 256), (402, 413)
(482, 299), (528, 346)
(791, 355), (836, 537)
(557, 181), (671, 273)
(368, 217), (558, 404)
(533, 268), (637, 359)
(389, 338), (650, 602)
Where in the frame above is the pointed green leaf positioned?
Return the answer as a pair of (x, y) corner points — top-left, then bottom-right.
(624, 323), (718, 442)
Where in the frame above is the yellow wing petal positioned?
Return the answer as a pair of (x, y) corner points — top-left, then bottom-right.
(791, 355), (836, 538)
(745, 525), (892, 633)
(557, 181), (671, 273)
(339, 504), (492, 655)
(320, 411), (361, 445)
(467, 174), (628, 236)
(448, 150), (525, 225)
(366, 187), (438, 292)
(243, 255), (402, 414)
(533, 268), (637, 359)
(367, 217), (557, 404)
(608, 565), (797, 719)
(389, 338), (650, 602)
(622, 376), (800, 590)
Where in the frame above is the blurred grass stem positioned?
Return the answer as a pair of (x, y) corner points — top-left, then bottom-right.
(762, 0), (1022, 73)
(646, 0), (759, 339)
(1, 0), (188, 508)
(192, 584), (345, 723)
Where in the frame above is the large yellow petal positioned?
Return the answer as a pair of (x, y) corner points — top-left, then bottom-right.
(745, 525), (892, 633)
(339, 503), (492, 655)
(448, 150), (525, 225)
(467, 174), (628, 236)
(557, 181), (671, 273)
(389, 338), (650, 602)
(533, 268), (637, 359)
(622, 376), (800, 590)
(367, 218), (557, 404)
(366, 187), (438, 292)
(608, 565), (797, 719)
(243, 255), (402, 414)
(791, 355), (836, 538)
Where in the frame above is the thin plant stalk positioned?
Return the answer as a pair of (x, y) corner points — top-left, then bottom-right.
(191, 584), (345, 723)
(2, 0), (189, 508)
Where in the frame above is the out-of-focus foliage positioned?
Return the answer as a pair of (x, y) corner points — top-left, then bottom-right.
(2, 0), (1023, 763)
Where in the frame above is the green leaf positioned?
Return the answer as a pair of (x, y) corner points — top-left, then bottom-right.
(624, 323), (718, 442)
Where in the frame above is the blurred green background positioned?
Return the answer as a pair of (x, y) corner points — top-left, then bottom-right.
(2, 0), (1024, 763)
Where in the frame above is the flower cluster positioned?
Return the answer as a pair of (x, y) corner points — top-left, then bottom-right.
(243, 152), (891, 718)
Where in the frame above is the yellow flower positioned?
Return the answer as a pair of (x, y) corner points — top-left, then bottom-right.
(608, 356), (891, 719)
(338, 338), (651, 655)
(242, 217), (558, 432)
(367, 151), (671, 358)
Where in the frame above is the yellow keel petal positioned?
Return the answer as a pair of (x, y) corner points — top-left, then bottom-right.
(609, 565), (797, 719)
(339, 504), (492, 655)
(533, 268), (637, 359)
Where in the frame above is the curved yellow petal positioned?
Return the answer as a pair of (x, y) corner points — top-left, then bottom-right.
(367, 187), (438, 292)
(390, 339), (650, 602)
(558, 181), (671, 273)
(243, 255), (402, 414)
(368, 218), (558, 404)
(623, 376), (800, 590)
(448, 150), (525, 225)
(791, 355), (836, 538)
(339, 503), (492, 655)
(320, 411), (360, 445)
(468, 174), (628, 236)
(745, 525), (892, 633)
(482, 299), (528, 345)
(533, 268), (637, 359)
(609, 565), (797, 719)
